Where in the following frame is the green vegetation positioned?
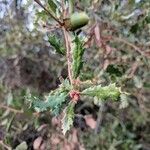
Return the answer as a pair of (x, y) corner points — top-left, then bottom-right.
(0, 0), (149, 149)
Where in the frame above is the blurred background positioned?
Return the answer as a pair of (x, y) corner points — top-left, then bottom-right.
(0, 0), (150, 149)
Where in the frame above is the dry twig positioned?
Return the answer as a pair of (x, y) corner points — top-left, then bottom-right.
(0, 141), (11, 150)
(0, 104), (23, 114)
(113, 37), (150, 58)
(95, 103), (106, 134)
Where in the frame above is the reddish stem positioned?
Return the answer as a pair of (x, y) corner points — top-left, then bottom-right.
(62, 27), (73, 85)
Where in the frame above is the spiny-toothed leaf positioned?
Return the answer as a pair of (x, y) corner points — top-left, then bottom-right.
(48, 35), (66, 55)
(61, 102), (75, 135)
(59, 79), (73, 91)
(72, 36), (85, 78)
(81, 84), (121, 102)
(46, 92), (67, 115)
(29, 92), (67, 116)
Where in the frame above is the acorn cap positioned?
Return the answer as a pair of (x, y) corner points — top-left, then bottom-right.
(64, 12), (89, 31)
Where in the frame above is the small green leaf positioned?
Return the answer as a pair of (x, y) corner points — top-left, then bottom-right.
(59, 79), (73, 91)
(35, 10), (48, 24)
(48, 0), (57, 13)
(61, 102), (75, 135)
(72, 36), (85, 78)
(81, 84), (121, 102)
(48, 35), (66, 55)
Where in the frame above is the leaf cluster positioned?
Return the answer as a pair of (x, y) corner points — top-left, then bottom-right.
(27, 0), (129, 135)
(27, 79), (125, 134)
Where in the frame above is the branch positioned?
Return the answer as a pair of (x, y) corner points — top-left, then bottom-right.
(0, 104), (40, 116)
(0, 141), (11, 150)
(94, 102), (106, 134)
(34, 0), (63, 25)
(62, 27), (73, 85)
(0, 104), (23, 114)
(113, 37), (150, 58)
(61, 0), (66, 18)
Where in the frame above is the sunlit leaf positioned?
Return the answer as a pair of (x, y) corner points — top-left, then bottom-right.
(82, 84), (121, 103)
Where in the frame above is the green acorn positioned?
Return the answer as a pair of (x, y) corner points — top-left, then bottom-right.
(64, 12), (89, 31)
